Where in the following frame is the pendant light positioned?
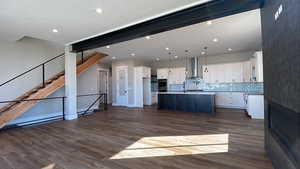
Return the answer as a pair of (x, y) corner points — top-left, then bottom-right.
(185, 50), (189, 79)
(168, 52), (172, 74)
(204, 47), (209, 73)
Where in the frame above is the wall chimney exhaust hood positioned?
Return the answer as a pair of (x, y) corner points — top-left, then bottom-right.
(190, 57), (200, 79)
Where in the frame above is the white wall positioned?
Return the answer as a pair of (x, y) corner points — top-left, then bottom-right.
(0, 37), (110, 125)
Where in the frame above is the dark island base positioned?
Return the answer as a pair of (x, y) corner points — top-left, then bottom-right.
(158, 94), (216, 115)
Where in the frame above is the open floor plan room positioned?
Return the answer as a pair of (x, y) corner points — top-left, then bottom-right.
(1, 0), (299, 169)
(0, 107), (273, 169)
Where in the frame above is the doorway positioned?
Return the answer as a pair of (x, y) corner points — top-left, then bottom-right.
(98, 69), (109, 104)
(116, 66), (128, 106)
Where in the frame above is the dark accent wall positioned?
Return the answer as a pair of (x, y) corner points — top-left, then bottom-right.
(261, 0), (300, 168)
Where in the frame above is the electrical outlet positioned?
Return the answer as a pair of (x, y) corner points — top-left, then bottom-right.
(274, 4), (283, 21)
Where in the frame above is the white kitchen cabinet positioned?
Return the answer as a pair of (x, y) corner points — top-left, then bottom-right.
(242, 61), (251, 82)
(230, 63), (243, 83)
(247, 95), (264, 119)
(157, 68), (169, 79)
(167, 67), (186, 84)
(202, 65), (211, 83)
(254, 51), (264, 82)
(151, 92), (158, 104)
(143, 67), (151, 78)
(216, 92), (246, 109)
(203, 62), (244, 83)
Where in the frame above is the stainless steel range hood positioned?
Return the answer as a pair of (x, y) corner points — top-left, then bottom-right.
(190, 57), (200, 79)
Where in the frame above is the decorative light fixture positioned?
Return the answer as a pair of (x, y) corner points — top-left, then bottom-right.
(207, 21), (213, 25)
(165, 47), (170, 51)
(185, 50), (189, 78)
(52, 29), (58, 33)
(96, 8), (103, 14)
(213, 38), (219, 42)
(106, 45), (110, 49)
(145, 36), (151, 39)
(168, 52), (172, 73)
(204, 47), (209, 73)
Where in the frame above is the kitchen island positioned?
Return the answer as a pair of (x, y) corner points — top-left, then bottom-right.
(158, 92), (216, 115)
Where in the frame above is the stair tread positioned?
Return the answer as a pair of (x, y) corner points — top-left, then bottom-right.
(0, 53), (107, 128)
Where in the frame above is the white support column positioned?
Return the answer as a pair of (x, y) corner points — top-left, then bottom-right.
(64, 45), (78, 120)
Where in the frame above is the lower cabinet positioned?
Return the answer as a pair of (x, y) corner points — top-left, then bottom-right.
(151, 92), (158, 104)
(247, 95), (264, 119)
(215, 92), (246, 109)
(158, 94), (215, 114)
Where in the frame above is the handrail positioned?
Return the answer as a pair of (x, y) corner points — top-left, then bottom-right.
(0, 53), (65, 88)
(0, 96), (66, 104)
(77, 93), (108, 115)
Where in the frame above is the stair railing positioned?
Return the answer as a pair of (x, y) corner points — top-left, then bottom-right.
(0, 53), (65, 88)
(77, 93), (108, 116)
(0, 93), (108, 130)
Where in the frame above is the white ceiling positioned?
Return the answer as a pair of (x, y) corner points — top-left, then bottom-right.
(0, 0), (211, 44)
(94, 9), (262, 63)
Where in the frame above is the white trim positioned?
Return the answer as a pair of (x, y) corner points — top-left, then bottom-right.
(98, 68), (110, 104)
(116, 66), (129, 106)
(127, 104), (141, 108)
(8, 106), (99, 127)
(216, 105), (246, 110)
(9, 112), (63, 126)
(112, 103), (141, 108)
(67, 0), (212, 45)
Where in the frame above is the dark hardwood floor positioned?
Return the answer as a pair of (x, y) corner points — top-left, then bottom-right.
(0, 106), (274, 169)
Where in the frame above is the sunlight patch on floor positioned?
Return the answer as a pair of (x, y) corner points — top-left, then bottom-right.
(41, 163), (55, 169)
(110, 134), (229, 159)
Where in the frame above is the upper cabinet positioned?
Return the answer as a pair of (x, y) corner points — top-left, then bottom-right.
(157, 67), (186, 84)
(203, 63), (243, 83)
(254, 51), (264, 82)
(202, 51), (264, 84)
(169, 68), (186, 84)
(157, 68), (169, 79)
(143, 67), (151, 78)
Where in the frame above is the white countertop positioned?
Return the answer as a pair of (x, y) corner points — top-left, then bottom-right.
(158, 92), (216, 95)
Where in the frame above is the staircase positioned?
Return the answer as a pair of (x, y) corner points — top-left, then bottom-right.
(0, 52), (107, 129)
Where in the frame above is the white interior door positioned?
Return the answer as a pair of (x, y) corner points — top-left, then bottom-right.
(99, 70), (108, 94)
(116, 66), (128, 106)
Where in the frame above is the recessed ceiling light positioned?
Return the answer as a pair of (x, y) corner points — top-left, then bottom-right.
(201, 51), (206, 55)
(207, 21), (213, 25)
(131, 53), (135, 56)
(145, 36), (151, 39)
(52, 29), (58, 33)
(112, 56), (116, 60)
(213, 38), (219, 42)
(174, 55), (178, 59)
(165, 47), (170, 51)
(156, 58), (160, 61)
(228, 48), (233, 51)
(96, 8), (103, 14)
(106, 45), (110, 49)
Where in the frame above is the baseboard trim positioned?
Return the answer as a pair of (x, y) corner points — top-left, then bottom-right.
(216, 105), (246, 109)
(7, 106), (98, 127)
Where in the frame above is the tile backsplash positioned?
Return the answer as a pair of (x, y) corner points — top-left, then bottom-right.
(152, 80), (264, 93)
(170, 80), (264, 93)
